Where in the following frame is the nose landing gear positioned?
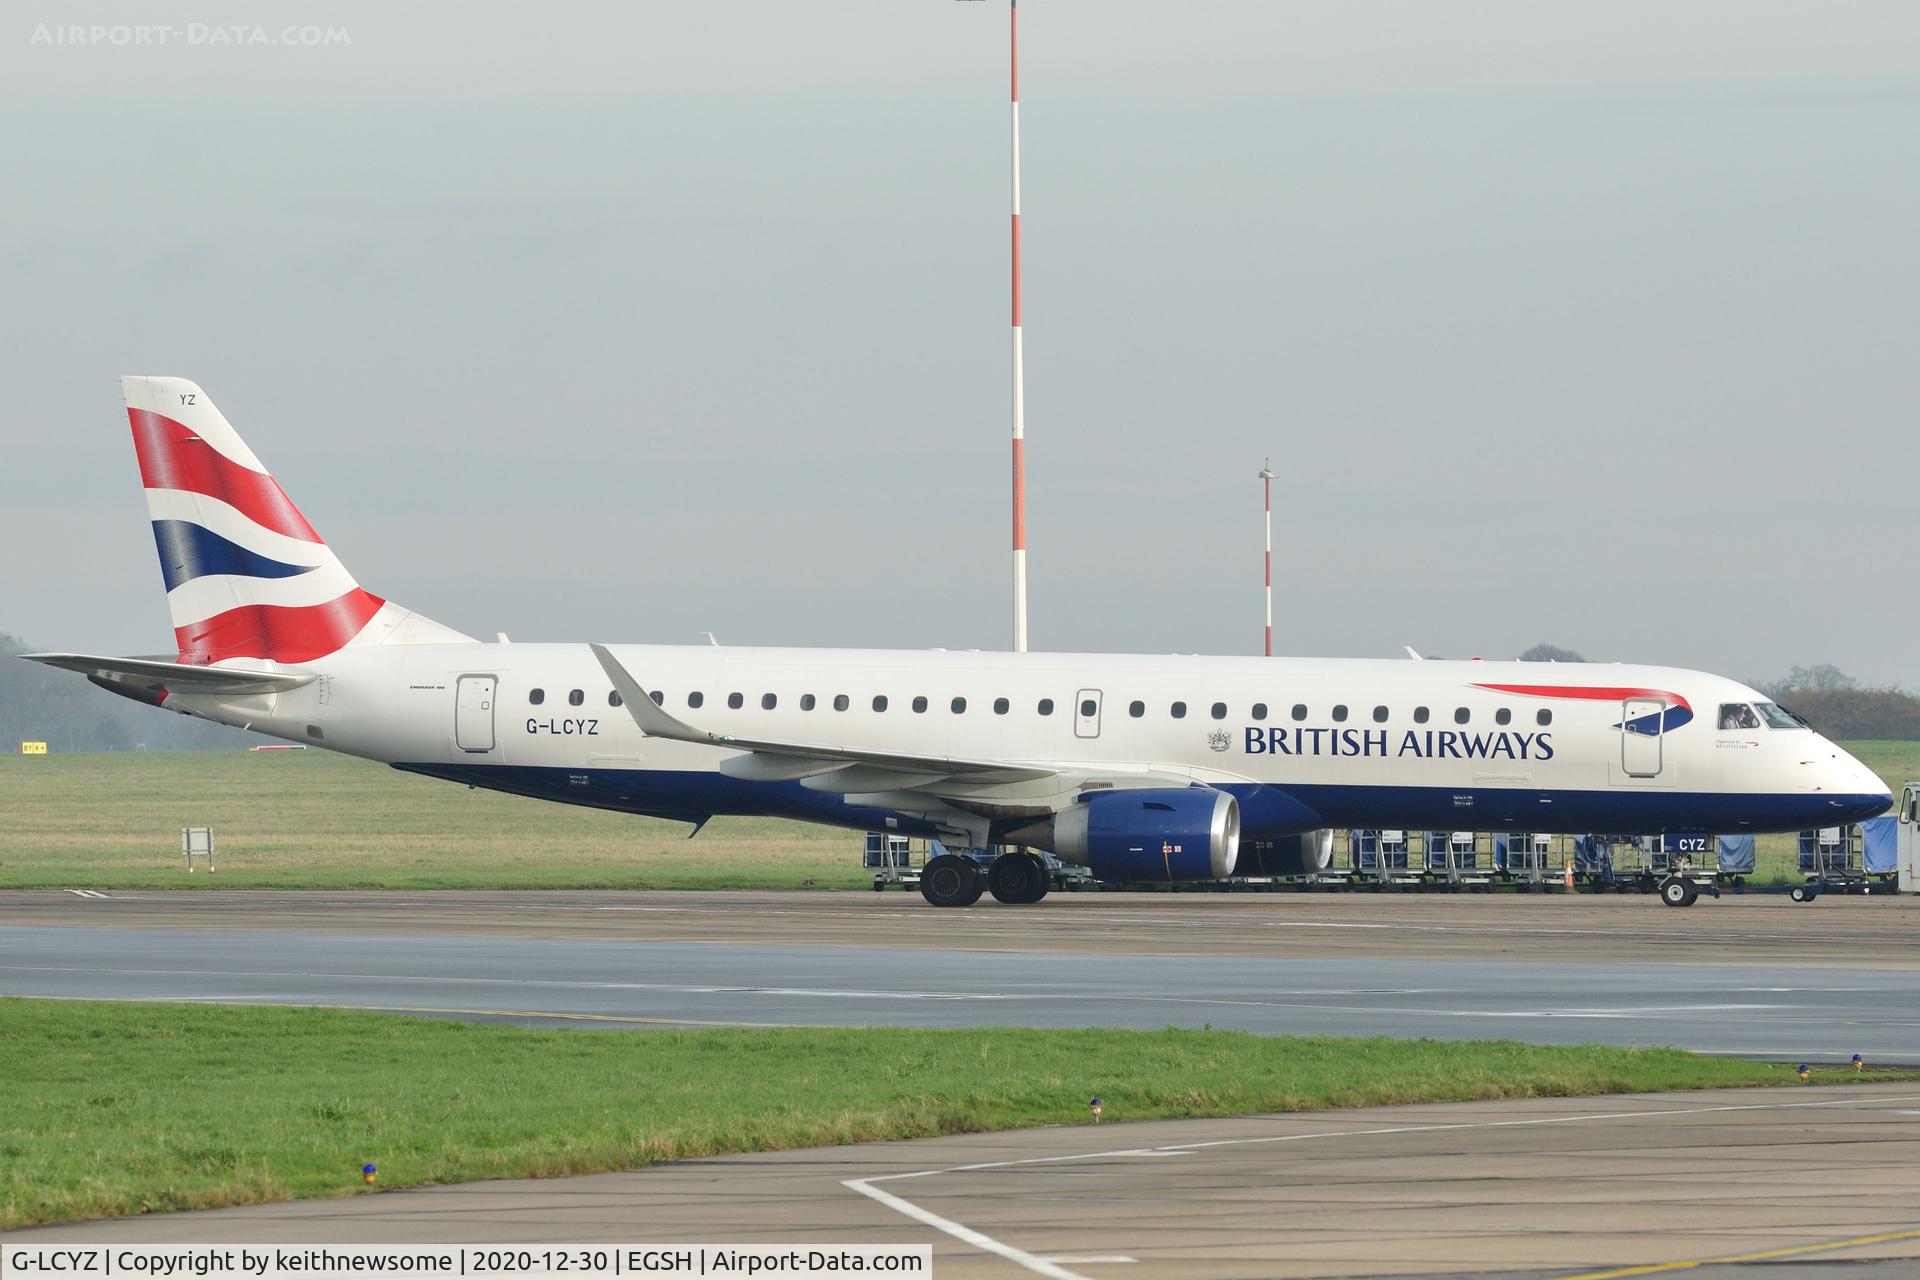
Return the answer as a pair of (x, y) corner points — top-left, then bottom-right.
(1658, 876), (1723, 907)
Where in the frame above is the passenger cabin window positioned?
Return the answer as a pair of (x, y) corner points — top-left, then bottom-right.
(1753, 702), (1805, 730)
(1495, 708), (1511, 725)
(833, 694), (849, 711)
(1170, 701), (1188, 719)
(728, 693), (744, 709)
(568, 689), (584, 707)
(1537, 709), (1552, 726)
(1211, 702), (1228, 720)
(1372, 705), (1388, 723)
(529, 688), (545, 706)
(993, 697), (1009, 715)
(1039, 698), (1054, 715)
(1331, 704), (1348, 722)
(1251, 703), (1267, 721)
(1454, 707), (1470, 724)
(761, 693), (777, 710)
(1291, 704), (1308, 721)
(800, 694), (816, 711)
(951, 696), (967, 714)
(912, 696), (928, 713)
(608, 690), (623, 708)
(1080, 698), (1096, 717)
(873, 695), (889, 712)
(1413, 706), (1429, 724)
(688, 692), (705, 709)
(1129, 700), (1145, 718)
(649, 690), (663, 705)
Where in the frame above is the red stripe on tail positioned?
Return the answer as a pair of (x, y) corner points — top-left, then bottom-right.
(129, 409), (322, 543)
(174, 589), (384, 665)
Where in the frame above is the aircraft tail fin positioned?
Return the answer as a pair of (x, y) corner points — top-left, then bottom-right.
(121, 375), (473, 666)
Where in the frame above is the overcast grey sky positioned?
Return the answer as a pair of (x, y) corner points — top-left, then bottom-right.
(3, 1), (1916, 687)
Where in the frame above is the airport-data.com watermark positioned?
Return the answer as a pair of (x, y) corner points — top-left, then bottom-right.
(28, 21), (350, 48)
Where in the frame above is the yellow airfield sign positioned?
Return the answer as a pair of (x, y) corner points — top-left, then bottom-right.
(20, 741), (47, 755)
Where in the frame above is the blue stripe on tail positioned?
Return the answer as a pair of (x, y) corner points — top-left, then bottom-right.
(151, 519), (319, 592)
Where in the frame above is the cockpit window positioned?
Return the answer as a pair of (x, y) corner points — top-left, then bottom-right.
(1718, 703), (1760, 731)
(1754, 702), (1808, 730)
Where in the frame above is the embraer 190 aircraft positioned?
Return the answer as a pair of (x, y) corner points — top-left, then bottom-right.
(27, 378), (1892, 907)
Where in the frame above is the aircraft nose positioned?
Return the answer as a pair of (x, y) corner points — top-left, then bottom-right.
(1822, 744), (1892, 821)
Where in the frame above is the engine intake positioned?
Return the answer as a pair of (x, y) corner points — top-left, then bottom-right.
(1234, 829), (1333, 877)
(1022, 787), (1239, 882)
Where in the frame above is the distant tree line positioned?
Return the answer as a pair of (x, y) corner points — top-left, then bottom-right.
(0, 631), (265, 752)
(1754, 666), (1920, 741)
(1507, 645), (1919, 741)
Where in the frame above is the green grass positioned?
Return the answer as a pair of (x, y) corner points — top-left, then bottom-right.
(0, 998), (1877, 1230)
(0, 750), (864, 889)
(0, 744), (1912, 890)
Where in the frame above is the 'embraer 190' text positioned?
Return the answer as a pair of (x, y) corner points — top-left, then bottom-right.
(1244, 727), (1553, 761)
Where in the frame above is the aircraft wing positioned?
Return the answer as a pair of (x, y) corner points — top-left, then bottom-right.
(590, 644), (1201, 816)
(23, 652), (318, 695)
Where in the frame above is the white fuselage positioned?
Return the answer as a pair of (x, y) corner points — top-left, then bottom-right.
(165, 643), (1892, 845)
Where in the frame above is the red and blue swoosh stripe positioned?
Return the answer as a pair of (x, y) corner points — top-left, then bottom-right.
(132, 406), (383, 665)
(1471, 682), (1694, 735)
(173, 590), (386, 667)
(130, 408), (320, 542)
(151, 519), (319, 592)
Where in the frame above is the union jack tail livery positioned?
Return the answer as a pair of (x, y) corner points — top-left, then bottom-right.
(123, 375), (470, 666)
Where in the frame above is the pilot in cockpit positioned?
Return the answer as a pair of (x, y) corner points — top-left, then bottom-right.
(1719, 703), (1761, 731)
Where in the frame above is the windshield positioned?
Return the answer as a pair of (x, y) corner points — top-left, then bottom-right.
(1754, 702), (1808, 730)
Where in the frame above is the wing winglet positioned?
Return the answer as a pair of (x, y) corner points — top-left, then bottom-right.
(590, 643), (716, 744)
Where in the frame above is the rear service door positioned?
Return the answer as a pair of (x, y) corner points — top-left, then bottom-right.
(455, 675), (497, 753)
(1075, 689), (1103, 739)
(1620, 697), (1663, 778)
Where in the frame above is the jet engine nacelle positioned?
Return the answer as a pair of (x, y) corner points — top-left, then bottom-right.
(1233, 829), (1334, 877)
(1024, 787), (1240, 882)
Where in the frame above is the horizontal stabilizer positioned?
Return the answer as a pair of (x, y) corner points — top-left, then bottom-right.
(22, 652), (318, 695)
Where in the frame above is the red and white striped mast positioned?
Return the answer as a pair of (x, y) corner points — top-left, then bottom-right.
(1260, 459), (1275, 656)
(1009, 0), (1028, 653)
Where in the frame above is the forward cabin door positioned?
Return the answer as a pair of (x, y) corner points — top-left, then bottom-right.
(1620, 697), (1663, 778)
(455, 674), (498, 753)
(1075, 689), (1103, 739)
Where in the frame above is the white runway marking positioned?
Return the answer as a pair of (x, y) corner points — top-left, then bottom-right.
(62, 890), (109, 899)
(843, 1093), (1920, 1280)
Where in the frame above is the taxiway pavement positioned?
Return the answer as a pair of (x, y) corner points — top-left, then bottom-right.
(2, 891), (1917, 1057)
(18, 1085), (1920, 1280)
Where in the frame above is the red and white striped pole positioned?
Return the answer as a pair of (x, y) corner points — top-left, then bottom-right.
(1260, 459), (1275, 656)
(1009, 0), (1028, 653)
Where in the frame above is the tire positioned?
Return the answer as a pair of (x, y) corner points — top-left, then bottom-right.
(921, 854), (982, 908)
(1660, 878), (1698, 908)
(988, 852), (1048, 905)
(1789, 884), (1815, 903)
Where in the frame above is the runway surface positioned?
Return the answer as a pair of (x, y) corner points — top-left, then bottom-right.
(3, 891), (1918, 1057)
(19, 1085), (1920, 1280)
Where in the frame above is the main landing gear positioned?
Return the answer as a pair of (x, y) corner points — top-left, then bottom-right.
(919, 854), (985, 908)
(987, 851), (1050, 905)
(920, 851), (1050, 907)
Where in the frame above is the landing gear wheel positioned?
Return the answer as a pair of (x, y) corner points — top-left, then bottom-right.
(921, 854), (984, 908)
(988, 851), (1049, 905)
(1659, 877), (1699, 908)
(1789, 883), (1819, 904)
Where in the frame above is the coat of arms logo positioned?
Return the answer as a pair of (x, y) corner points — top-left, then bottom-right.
(1206, 729), (1232, 752)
